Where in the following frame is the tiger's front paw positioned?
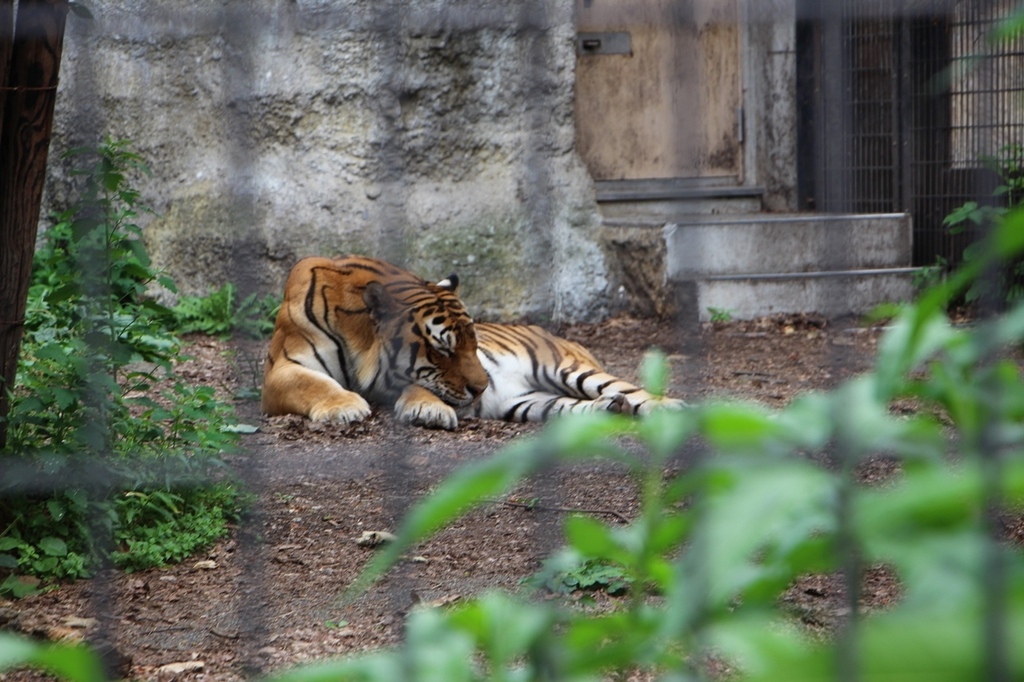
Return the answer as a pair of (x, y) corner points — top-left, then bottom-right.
(395, 386), (458, 430)
(309, 393), (373, 426)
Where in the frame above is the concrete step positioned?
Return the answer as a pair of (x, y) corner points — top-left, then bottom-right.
(665, 212), (912, 278)
(696, 268), (918, 321)
(598, 211), (919, 321)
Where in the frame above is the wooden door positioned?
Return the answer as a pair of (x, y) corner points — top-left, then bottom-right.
(575, 0), (742, 182)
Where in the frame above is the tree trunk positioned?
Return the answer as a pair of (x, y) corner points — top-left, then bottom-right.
(0, 1), (13, 132)
(0, 0), (69, 449)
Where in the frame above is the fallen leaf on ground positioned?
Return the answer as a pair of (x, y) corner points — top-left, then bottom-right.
(356, 530), (397, 546)
(157, 661), (205, 675)
(64, 616), (97, 629)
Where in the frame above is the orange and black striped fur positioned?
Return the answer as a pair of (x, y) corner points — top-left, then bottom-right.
(262, 256), (683, 430)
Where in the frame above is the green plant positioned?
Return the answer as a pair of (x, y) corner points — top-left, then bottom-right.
(256, 207), (1024, 681)
(0, 484), (101, 593)
(170, 283), (279, 339)
(112, 484), (241, 572)
(527, 551), (632, 597)
(0, 633), (104, 682)
(707, 307), (733, 324)
(911, 255), (947, 293)
(943, 143), (1024, 304)
(0, 139), (244, 594)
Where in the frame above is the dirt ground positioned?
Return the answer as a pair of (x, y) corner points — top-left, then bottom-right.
(1, 313), (901, 680)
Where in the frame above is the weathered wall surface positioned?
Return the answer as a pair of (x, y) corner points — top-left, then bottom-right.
(745, 0), (798, 211)
(45, 1), (607, 322)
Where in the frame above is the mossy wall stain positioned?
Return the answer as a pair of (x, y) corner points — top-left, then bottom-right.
(411, 217), (534, 321)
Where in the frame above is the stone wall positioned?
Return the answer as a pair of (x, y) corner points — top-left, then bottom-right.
(45, 1), (607, 323)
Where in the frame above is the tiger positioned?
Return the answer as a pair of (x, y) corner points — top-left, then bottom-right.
(261, 256), (683, 430)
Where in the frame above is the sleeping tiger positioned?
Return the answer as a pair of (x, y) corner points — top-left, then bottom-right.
(261, 256), (683, 430)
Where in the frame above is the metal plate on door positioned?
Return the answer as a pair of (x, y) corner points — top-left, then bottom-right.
(576, 32), (632, 56)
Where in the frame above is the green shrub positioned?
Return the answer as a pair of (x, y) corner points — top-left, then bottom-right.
(943, 143), (1024, 305)
(170, 282), (279, 339)
(0, 139), (245, 595)
(112, 485), (243, 572)
(526, 552), (633, 597)
(6, 193), (1024, 682)
(707, 307), (733, 324)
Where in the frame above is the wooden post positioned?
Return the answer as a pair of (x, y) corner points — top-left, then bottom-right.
(0, 0), (69, 449)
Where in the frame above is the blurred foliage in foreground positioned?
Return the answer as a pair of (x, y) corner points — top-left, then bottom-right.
(6, 191), (1024, 682)
(267, 209), (1024, 682)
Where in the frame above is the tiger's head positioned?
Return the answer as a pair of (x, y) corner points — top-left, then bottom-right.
(363, 273), (489, 408)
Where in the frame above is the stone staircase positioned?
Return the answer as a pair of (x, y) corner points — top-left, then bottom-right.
(595, 181), (918, 321)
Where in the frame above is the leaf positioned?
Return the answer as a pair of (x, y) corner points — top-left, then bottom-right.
(38, 537), (68, 557)
(638, 406), (694, 462)
(347, 415), (630, 599)
(874, 531), (986, 612)
(701, 460), (836, 609)
(724, 608), (1024, 682)
(834, 375), (943, 458)
(0, 634), (40, 670)
(46, 499), (66, 522)
(942, 200), (979, 230)
(0, 575), (40, 599)
(857, 462), (990, 539)
(875, 305), (958, 398)
(0, 538), (22, 551)
(403, 608), (477, 682)
(52, 388), (78, 411)
(772, 391), (833, 451)
(647, 513), (691, 556)
(25, 641), (107, 682)
(699, 401), (789, 454)
(157, 274), (178, 293)
(639, 349), (668, 397)
(564, 515), (624, 563)
(544, 411), (636, 456)
(993, 203), (1024, 259)
(444, 592), (552, 672)
(708, 614), (821, 681)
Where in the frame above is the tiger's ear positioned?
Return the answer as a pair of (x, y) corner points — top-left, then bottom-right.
(363, 281), (398, 321)
(436, 273), (460, 294)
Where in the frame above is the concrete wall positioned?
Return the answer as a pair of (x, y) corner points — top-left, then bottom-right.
(743, 0), (798, 211)
(44, 1), (607, 323)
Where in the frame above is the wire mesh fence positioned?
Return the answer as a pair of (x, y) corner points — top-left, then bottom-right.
(799, 0), (1024, 268)
(1, 0), (1023, 680)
